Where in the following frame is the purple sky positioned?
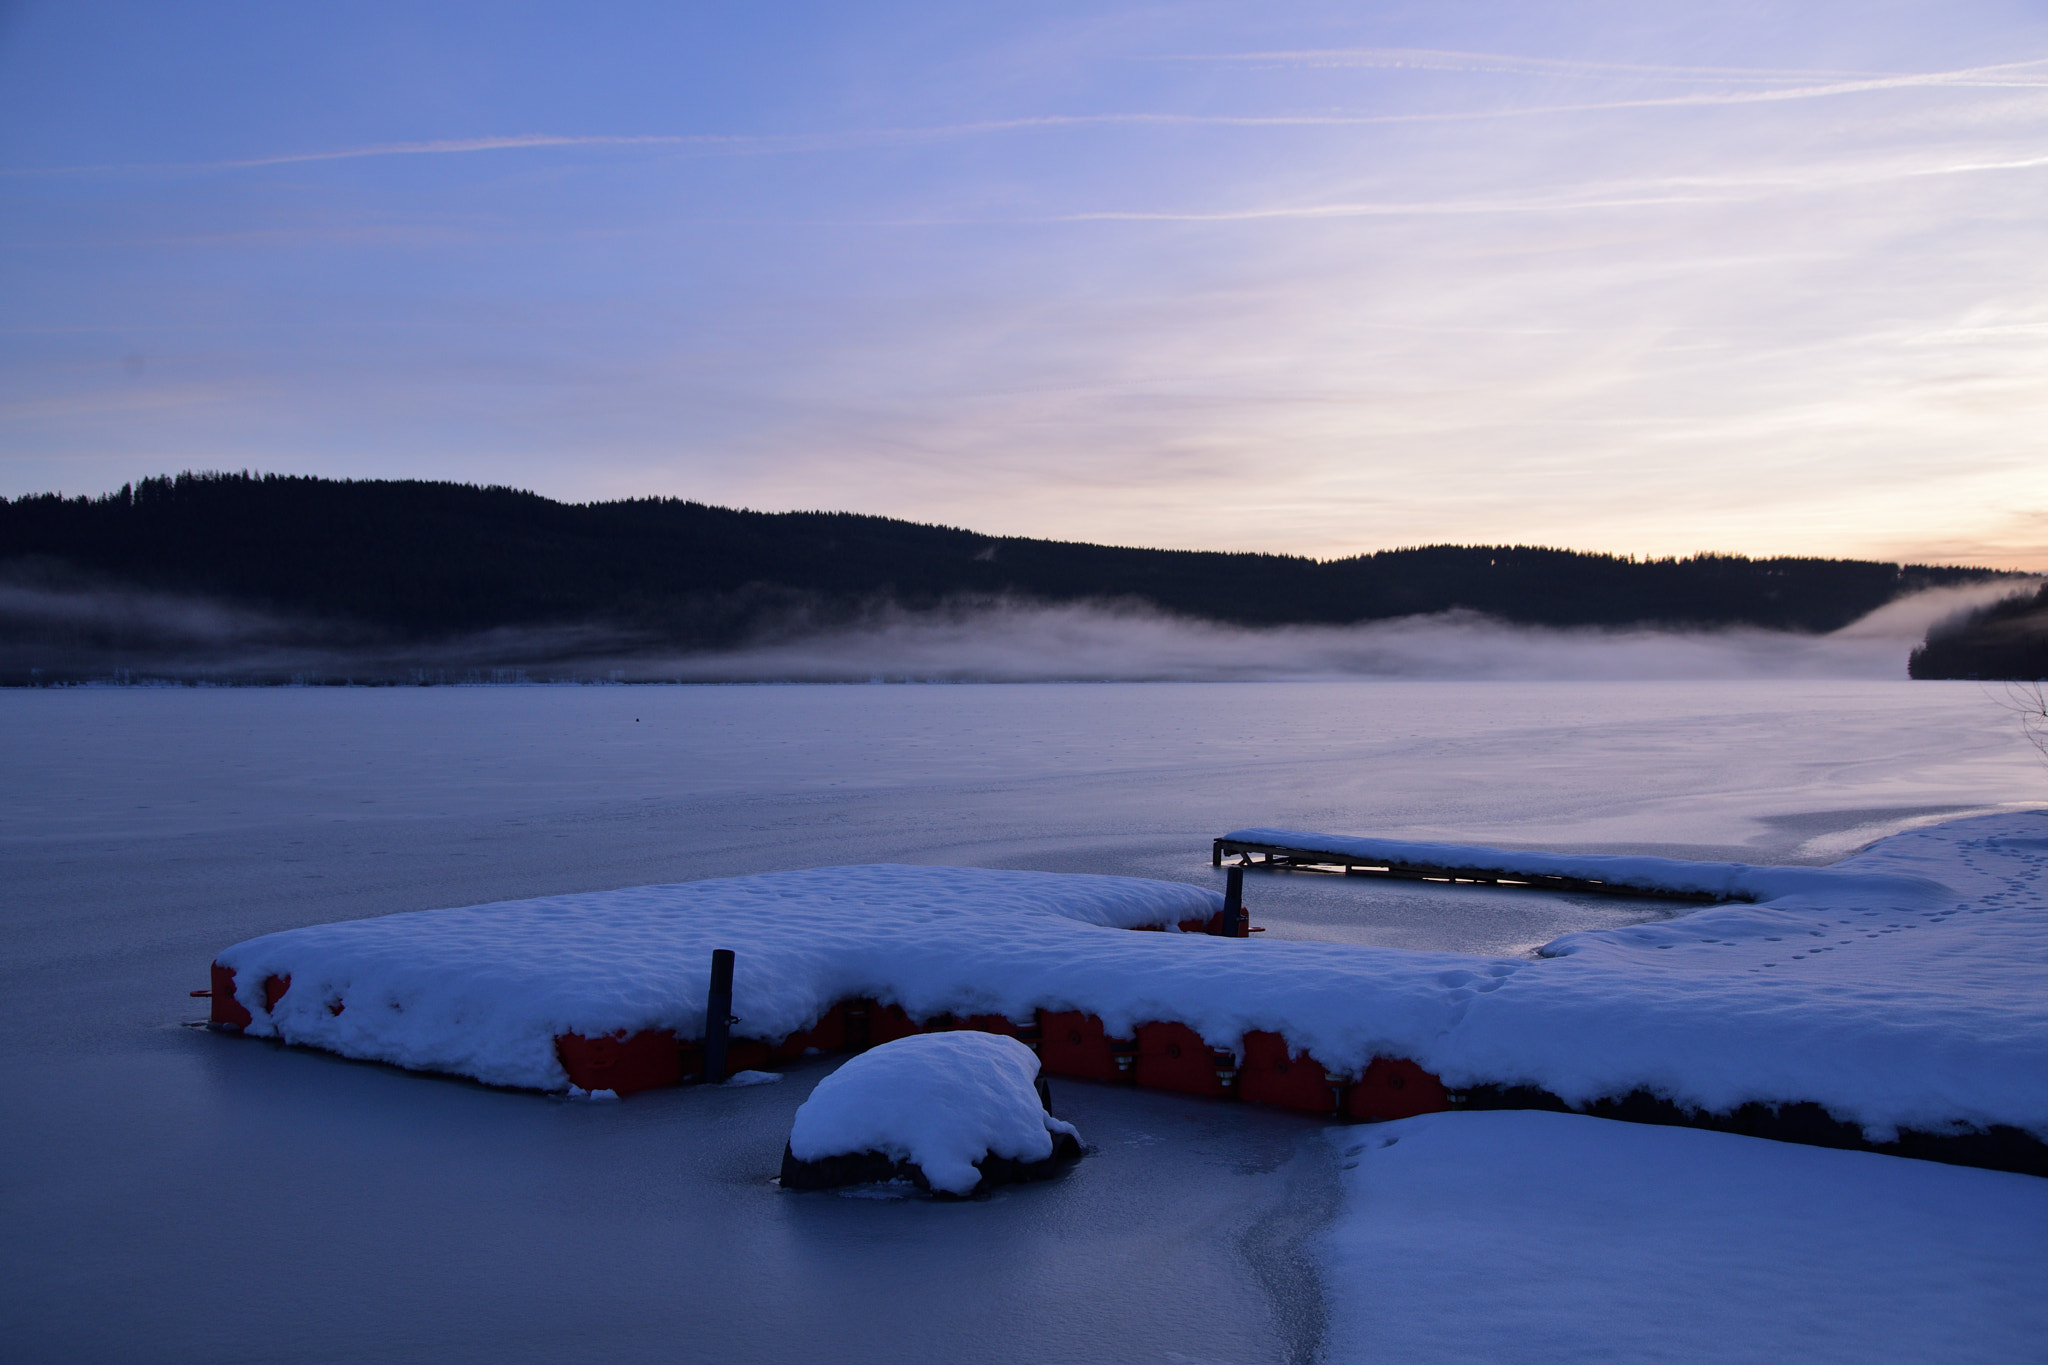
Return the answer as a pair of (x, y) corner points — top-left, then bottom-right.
(3, 1), (2045, 567)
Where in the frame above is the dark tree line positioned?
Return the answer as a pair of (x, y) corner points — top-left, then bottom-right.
(0, 471), (2008, 666)
(1910, 582), (2048, 680)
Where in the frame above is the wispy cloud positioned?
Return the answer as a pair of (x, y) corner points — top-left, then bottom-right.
(0, 109), (1726, 178)
(7, 5), (2048, 568)
(1045, 150), (2048, 223)
(3, 132), (741, 177)
(1153, 45), (2047, 88)
(14, 54), (2048, 181)
(1151, 46), (1889, 79)
(216, 132), (736, 167)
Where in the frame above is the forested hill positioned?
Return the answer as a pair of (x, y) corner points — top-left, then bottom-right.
(1910, 582), (2048, 680)
(0, 472), (2003, 648)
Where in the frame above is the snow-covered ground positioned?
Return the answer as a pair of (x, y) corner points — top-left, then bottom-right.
(4, 681), (2044, 1363)
(1321, 1111), (2048, 1364)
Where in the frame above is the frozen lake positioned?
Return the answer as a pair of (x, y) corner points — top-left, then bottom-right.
(2, 680), (2041, 1362)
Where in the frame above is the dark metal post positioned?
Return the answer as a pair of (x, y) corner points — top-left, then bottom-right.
(1224, 865), (1245, 937)
(704, 949), (735, 1084)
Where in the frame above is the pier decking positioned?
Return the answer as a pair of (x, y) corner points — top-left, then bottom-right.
(1213, 835), (1734, 902)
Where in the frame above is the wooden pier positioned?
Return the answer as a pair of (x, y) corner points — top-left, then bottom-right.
(1212, 836), (1732, 903)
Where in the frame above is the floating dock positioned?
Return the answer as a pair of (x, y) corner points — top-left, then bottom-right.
(1214, 833), (1735, 902)
(193, 847), (2048, 1177)
(205, 972), (1450, 1122)
(198, 862), (1450, 1117)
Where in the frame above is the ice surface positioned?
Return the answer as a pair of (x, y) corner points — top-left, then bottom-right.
(1320, 1111), (2048, 1364)
(787, 1032), (1076, 1194)
(6, 680), (2045, 1364)
(1240, 873), (1682, 958)
(6, 681), (2036, 876)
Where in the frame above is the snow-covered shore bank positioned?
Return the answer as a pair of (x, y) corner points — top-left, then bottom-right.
(1318, 1109), (2048, 1364)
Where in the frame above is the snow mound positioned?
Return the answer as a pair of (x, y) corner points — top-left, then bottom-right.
(786, 1033), (1079, 1196)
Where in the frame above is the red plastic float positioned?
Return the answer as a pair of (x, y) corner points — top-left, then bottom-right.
(206, 962), (251, 1028)
(1345, 1057), (1449, 1121)
(1134, 1021), (1233, 1099)
(205, 963), (288, 1029)
(770, 1002), (849, 1062)
(854, 1002), (917, 1047)
(925, 1012), (1026, 1038)
(555, 1029), (684, 1094)
(1036, 1009), (1134, 1083)
(1236, 1030), (1342, 1114)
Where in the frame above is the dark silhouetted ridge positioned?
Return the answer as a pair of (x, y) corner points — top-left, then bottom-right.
(0, 471), (2010, 681)
(1910, 583), (2048, 680)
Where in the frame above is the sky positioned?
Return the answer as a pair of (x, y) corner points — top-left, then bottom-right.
(2, 1), (2046, 568)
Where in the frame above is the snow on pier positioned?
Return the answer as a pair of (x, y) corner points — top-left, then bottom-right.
(1215, 828), (1865, 902)
(210, 866), (1222, 1092)
(207, 813), (2048, 1166)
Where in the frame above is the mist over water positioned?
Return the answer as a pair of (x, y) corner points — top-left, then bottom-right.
(650, 581), (2032, 683)
(2, 578), (2034, 685)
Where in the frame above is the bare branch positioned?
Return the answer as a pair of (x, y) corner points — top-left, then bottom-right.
(1993, 680), (2048, 763)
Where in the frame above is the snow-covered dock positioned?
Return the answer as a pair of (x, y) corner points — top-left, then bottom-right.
(206, 814), (2048, 1175)
(1216, 829), (1770, 901)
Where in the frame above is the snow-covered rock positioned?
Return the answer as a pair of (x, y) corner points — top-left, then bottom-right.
(783, 1033), (1080, 1196)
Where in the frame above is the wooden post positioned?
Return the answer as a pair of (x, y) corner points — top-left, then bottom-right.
(704, 949), (735, 1084)
(1224, 865), (1246, 937)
